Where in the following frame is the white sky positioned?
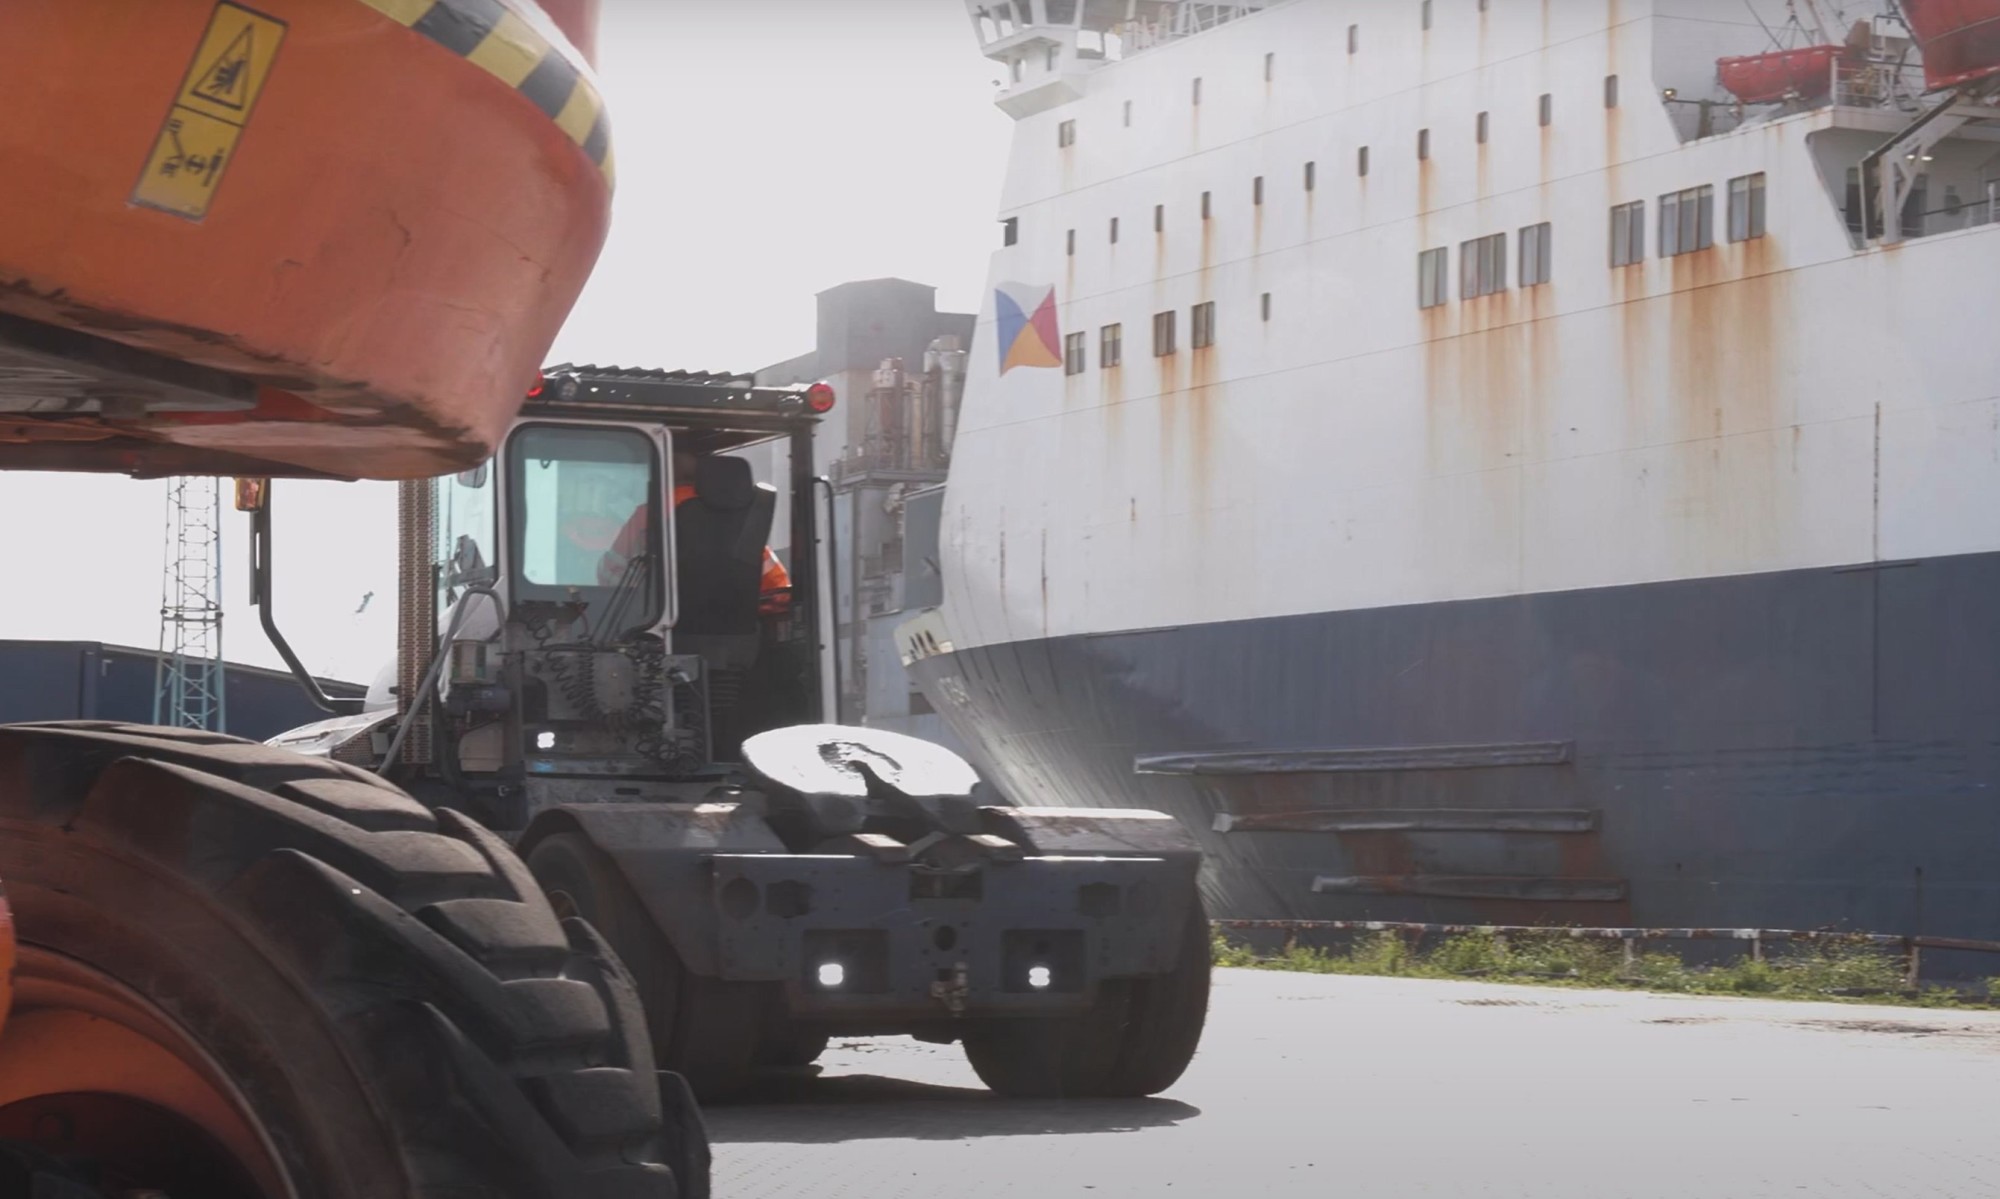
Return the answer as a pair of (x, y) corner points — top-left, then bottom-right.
(0, 2), (1007, 687)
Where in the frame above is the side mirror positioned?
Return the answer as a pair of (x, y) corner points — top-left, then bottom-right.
(455, 463), (489, 489)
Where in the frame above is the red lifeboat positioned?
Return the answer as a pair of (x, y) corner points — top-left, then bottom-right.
(1717, 44), (1846, 105)
(1903, 0), (2000, 90)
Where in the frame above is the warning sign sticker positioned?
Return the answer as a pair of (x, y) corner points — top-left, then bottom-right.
(133, 2), (287, 221)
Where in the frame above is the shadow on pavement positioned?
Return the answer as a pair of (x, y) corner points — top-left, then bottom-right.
(705, 1071), (1202, 1144)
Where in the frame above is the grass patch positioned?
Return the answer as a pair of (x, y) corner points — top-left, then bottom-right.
(1211, 927), (1997, 1008)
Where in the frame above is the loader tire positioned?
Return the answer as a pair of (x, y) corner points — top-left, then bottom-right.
(526, 832), (765, 1102)
(961, 894), (1210, 1099)
(0, 722), (691, 1199)
(1098, 893), (1211, 1096)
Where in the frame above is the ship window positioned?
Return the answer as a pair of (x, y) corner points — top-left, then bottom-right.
(1101, 323), (1123, 368)
(1261, 292), (1272, 321)
(1265, 52), (1275, 81)
(1304, 160), (1316, 191)
(1058, 120), (1076, 148)
(1109, 216), (1119, 244)
(1610, 200), (1645, 266)
(1604, 74), (1619, 108)
(1191, 301), (1216, 349)
(1421, 0), (1432, 30)
(1047, 0), (1077, 22)
(1727, 172), (1766, 241)
(1066, 228), (1076, 256)
(1461, 232), (1508, 298)
(1064, 331), (1086, 375)
(1358, 145), (1370, 176)
(1418, 128), (1430, 160)
(1658, 184), (1713, 256)
(1520, 221), (1553, 286)
(1477, 111), (1489, 144)
(1418, 247), (1448, 309)
(1153, 310), (1176, 356)
(1192, 76), (1203, 106)
(1253, 175), (1265, 205)
(1123, 100), (1132, 127)
(1348, 23), (1359, 54)
(1539, 93), (1552, 126)
(1011, 58), (1023, 83)
(1201, 190), (1212, 219)
(1002, 217), (1019, 247)
(1155, 203), (1165, 232)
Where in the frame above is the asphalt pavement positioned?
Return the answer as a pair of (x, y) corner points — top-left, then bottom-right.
(708, 967), (2000, 1198)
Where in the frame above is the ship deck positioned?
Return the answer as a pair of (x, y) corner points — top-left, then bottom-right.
(713, 967), (2000, 1197)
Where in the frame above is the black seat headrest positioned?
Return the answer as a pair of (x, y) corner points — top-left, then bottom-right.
(694, 456), (756, 510)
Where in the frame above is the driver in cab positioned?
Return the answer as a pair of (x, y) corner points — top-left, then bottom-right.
(597, 450), (792, 612)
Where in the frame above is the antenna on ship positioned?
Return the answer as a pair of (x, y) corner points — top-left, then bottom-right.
(152, 475), (227, 732)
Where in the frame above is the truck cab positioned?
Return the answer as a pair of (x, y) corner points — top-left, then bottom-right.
(274, 364), (1209, 1103)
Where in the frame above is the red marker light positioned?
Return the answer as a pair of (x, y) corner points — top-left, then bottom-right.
(526, 373), (546, 398)
(806, 382), (836, 413)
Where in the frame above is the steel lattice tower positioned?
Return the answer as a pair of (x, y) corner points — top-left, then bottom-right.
(153, 476), (227, 731)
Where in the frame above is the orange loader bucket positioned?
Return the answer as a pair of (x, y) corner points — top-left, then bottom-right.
(0, 0), (611, 480)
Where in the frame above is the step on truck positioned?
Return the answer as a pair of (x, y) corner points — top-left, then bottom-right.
(269, 365), (1213, 1101)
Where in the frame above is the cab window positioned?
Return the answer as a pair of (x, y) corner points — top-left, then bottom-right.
(506, 425), (662, 622)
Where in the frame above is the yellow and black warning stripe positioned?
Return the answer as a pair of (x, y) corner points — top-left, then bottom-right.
(356, 0), (613, 185)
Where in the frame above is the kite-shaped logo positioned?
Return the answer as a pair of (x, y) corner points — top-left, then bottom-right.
(994, 282), (1061, 374)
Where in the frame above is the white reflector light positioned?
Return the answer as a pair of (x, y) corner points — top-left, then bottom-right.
(1028, 965), (1052, 989)
(817, 962), (845, 988)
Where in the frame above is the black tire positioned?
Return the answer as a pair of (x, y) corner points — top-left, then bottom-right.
(526, 832), (765, 1102)
(756, 1028), (831, 1069)
(1099, 893), (1212, 1095)
(961, 894), (1211, 1099)
(0, 722), (690, 1199)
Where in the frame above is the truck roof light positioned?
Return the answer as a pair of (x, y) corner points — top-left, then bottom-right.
(526, 373), (546, 398)
(806, 382), (836, 413)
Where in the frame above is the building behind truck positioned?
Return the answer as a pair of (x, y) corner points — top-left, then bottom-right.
(755, 278), (972, 746)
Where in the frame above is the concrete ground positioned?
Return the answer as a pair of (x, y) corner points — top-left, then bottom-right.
(709, 967), (2000, 1198)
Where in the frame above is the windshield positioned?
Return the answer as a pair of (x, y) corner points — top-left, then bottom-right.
(505, 424), (661, 626)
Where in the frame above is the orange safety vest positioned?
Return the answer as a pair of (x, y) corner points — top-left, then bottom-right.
(601, 493), (792, 594)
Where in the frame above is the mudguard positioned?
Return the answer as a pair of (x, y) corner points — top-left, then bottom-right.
(519, 802), (784, 976)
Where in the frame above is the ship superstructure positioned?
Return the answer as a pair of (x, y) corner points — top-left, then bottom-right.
(907, 0), (2000, 952)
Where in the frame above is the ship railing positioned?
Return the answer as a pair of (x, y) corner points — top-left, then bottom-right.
(1832, 56), (1930, 110)
(1214, 918), (2000, 989)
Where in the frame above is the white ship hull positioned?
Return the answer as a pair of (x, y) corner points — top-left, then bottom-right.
(909, 0), (2000, 957)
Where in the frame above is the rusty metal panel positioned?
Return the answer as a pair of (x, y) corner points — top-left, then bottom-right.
(1214, 808), (1598, 834)
(1310, 875), (1629, 903)
(1138, 742), (1575, 776)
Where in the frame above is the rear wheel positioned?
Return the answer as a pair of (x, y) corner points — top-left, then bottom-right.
(961, 894), (1211, 1099)
(756, 1028), (830, 1069)
(527, 832), (765, 1102)
(0, 722), (691, 1198)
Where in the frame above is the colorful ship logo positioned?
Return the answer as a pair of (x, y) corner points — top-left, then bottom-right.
(994, 282), (1061, 374)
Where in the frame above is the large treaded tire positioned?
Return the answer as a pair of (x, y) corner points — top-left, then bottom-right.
(0, 722), (693, 1199)
(961, 894), (1211, 1099)
(526, 832), (766, 1103)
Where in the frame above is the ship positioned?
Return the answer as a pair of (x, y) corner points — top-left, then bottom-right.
(900, 0), (2000, 956)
